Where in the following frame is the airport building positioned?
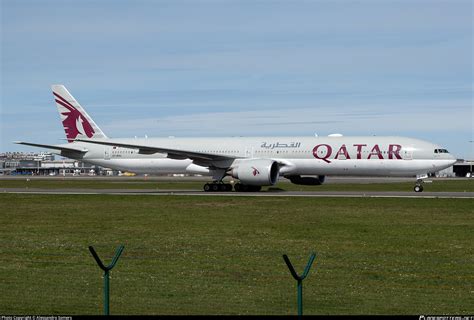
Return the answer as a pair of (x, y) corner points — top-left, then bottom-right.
(451, 159), (474, 177)
(0, 152), (116, 176)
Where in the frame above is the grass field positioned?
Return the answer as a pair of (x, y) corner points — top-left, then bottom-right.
(0, 193), (472, 315)
(0, 178), (472, 192)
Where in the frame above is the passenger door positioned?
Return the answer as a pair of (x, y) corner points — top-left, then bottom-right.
(104, 147), (111, 160)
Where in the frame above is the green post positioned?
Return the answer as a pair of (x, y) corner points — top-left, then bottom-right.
(89, 245), (125, 315)
(104, 270), (110, 315)
(283, 253), (316, 317)
(297, 279), (303, 315)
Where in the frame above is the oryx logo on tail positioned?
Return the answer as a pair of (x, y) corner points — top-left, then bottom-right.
(52, 85), (107, 143)
(54, 92), (95, 142)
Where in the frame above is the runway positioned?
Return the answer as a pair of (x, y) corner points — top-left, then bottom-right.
(2, 187), (472, 198)
(0, 175), (464, 183)
(1, 176), (472, 198)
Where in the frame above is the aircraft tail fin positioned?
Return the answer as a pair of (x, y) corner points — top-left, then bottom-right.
(52, 85), (107, 143)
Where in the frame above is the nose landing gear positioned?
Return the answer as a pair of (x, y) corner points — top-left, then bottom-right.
(414, 175), (426, 192)
(414, 183), (424, 192)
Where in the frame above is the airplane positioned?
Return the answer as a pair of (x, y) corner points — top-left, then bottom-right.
(15, 85), (457, 192)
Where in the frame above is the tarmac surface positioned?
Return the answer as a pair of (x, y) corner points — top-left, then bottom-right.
(2, 187), (472, 198)
(0, 175), (468, 183)
(1, 176), (472, 198)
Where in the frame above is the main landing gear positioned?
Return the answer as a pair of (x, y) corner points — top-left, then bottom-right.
(203, 182), (233, 192)
(202, 182), (262, 192)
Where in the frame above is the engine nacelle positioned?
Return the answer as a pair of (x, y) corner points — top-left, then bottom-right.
(287, 175), (325, 185)
(230, 159), (279, 186)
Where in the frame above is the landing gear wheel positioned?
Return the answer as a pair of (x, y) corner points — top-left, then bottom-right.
(414, 185), (423, 192)
(203, 183), (233, 192)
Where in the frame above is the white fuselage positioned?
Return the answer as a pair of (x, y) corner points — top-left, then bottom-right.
(62, 136), (456, 177)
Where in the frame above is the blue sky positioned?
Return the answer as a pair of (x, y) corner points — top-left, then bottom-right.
(1, 0), (472, 158)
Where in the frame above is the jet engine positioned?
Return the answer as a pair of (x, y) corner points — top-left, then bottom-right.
(286, 175), (325, 185)
(230, 159), (279, 186)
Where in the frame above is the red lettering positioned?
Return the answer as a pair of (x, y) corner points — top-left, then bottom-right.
(335, 144), (351, 159)
(312, 144), (332, 163)
(368, 144), (383, 159)
(388, 144), (402, 159)
(311, 143), (402, 161)
(353, 144), (366, 159)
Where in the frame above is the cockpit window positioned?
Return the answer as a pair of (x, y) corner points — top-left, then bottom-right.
(434, 149), (449, 154)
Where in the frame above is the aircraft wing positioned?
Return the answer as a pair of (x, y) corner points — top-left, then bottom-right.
(74, 138), (236, 162)
(14, 141), (88, 153)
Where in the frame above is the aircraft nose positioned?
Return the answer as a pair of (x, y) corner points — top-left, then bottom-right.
(448, 154), (457, 165)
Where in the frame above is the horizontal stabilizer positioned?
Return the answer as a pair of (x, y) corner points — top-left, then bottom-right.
(14, 141), (88, 153)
